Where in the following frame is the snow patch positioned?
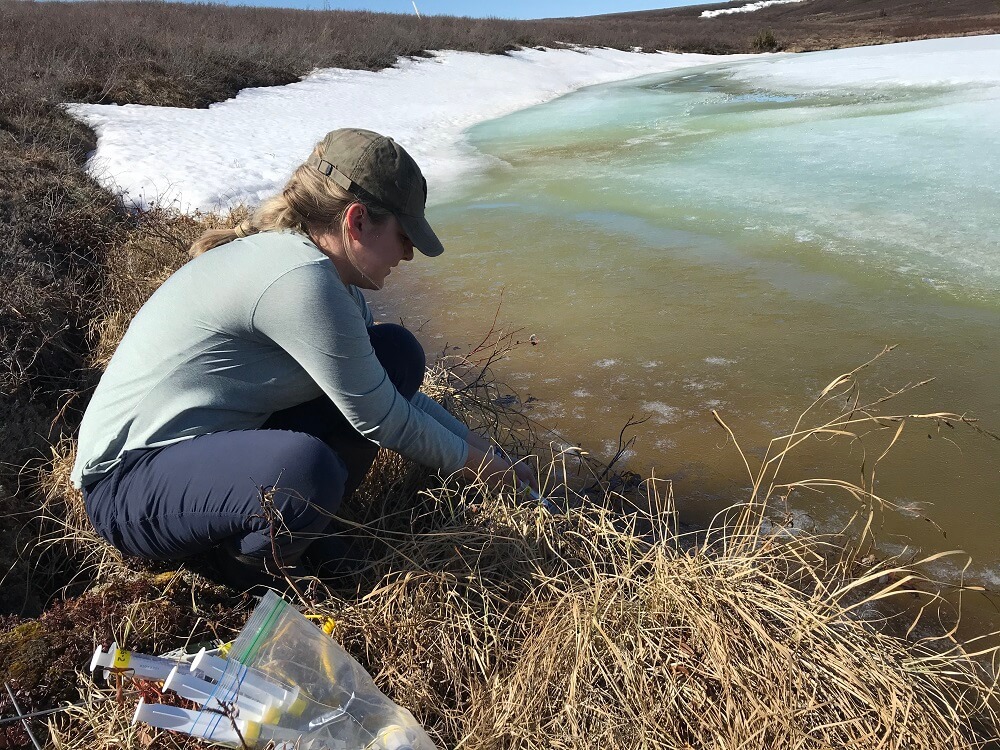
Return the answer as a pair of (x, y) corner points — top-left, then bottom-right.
(702, 0), (808, 19)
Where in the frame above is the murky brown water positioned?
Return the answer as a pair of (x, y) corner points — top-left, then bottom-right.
(375, 66), (1000, 630)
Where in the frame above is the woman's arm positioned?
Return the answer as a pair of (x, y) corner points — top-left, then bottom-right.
(462, 435), (539, 493)
(252, 264), (469, 472)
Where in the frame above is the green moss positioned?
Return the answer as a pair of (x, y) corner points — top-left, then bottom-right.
(0, 620), (52, 686)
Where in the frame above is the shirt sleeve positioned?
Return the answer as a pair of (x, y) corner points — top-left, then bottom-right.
(250, 263), (468, 473)
(348, 286), (469, 439)
(412, 393), (470, 439)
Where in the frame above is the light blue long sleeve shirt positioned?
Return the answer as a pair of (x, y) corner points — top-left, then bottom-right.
(71, 230), (469, 489)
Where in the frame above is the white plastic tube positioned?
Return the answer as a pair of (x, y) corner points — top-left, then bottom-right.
(190, 648), (306, 715)
(90, 642), (186, 681)
(133, 699), (304, 749)
(133, 698), (256, 746)
(163, 666), (279, 724)
(369, 724), (416, 750)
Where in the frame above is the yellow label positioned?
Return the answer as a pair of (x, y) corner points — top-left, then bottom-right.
(112, 649), (131, 669)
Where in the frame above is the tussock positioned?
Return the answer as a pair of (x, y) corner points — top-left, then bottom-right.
(49, 346), (1000, 749)
(308, 471), (1000, 746)
(34, 437), (126, 589)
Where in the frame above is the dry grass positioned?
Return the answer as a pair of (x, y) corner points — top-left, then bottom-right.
(302, 350), (1000, 749)
(29, 342), (1000, 749)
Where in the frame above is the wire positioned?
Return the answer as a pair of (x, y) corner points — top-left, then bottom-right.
(0, 683), (104, 732)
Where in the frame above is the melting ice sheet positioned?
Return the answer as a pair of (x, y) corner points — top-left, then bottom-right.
(65, 47), (749, 212)
(464, 34), (1000, 304)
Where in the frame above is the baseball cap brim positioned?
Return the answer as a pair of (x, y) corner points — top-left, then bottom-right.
(397, 213), (444, 257)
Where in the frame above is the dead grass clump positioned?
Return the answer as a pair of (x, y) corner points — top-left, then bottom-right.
(35, 344), (1000, 748)
(30, 436), (125, 593)
(46, 688), (152, 750)
(0, 119), (125, 425)
(269, 348), (1000, 749)
(307, 480), (998, 748)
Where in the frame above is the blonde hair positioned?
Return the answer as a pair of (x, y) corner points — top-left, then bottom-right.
(189, 142), (393, 257)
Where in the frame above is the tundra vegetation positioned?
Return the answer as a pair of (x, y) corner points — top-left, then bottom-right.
(2, 0), (1000, 746)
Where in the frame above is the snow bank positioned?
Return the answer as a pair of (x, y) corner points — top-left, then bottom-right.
(722, 34), (1000, 90)
(67, 47), (745, 212)
(701, 0), (808, 20)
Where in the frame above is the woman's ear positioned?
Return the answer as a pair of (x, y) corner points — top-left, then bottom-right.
(344, 202), (365, 242)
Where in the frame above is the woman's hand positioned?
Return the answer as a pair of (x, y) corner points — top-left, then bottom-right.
(463, 434), (539, 494)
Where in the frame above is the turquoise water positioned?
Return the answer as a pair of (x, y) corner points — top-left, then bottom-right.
(465, 69), (1000, 304)
(382, 64), (1000, 612)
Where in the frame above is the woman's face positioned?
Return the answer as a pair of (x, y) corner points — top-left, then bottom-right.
(348, 207), (415, 290)
(314, 203), (415, 290)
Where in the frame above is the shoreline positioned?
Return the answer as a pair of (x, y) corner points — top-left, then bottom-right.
(66, 34), (1000, 218)
(6, 9), (1000, 741)
(68, 45), (754, 212)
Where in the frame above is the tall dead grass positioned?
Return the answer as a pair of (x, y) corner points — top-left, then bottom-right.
(302, 347), (1000, 749)
(34, 341), (1000, 749)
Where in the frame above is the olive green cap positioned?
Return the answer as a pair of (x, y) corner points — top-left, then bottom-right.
(306, 128), (443, 257)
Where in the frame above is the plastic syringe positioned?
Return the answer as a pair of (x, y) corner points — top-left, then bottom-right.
(164, 665), (280, 724)
(90, 642), (193, 681)
(367, 724), (417, 750)
(133, 699), (308, 749)
(190, 648), (307, 716)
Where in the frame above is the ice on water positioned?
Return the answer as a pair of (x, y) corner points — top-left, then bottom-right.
(467, 35), (1000, 303)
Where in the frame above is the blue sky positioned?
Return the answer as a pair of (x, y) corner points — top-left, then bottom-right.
(214, 1), (710, 19)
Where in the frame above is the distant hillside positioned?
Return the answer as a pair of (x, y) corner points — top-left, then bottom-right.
(546, 0), (1000, 52)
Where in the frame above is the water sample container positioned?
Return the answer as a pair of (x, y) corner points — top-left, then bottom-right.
(369, 724), (416, 750)
(90, 642), (187, 681)
(163, 665), (280, 724)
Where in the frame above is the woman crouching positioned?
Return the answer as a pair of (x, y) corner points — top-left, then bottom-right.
(71, 128), (536, 588)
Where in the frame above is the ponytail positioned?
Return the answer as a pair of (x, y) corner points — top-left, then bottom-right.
(188, 141), (392, 258)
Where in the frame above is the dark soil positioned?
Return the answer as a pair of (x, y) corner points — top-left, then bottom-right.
(0, 572), (246, 747)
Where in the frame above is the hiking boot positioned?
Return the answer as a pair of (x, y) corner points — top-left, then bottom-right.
(208, 547), (306, 593)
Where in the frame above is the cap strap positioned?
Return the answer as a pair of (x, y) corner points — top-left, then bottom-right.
(307, 154), (391, 212)
(307, 154), (354, 192)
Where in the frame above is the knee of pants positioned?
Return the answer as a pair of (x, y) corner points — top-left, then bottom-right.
(264, 434), (348, 532)
(369, 323), (426, 400)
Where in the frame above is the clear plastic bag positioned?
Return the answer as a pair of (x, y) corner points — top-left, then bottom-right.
(151, 591), (437, 750)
